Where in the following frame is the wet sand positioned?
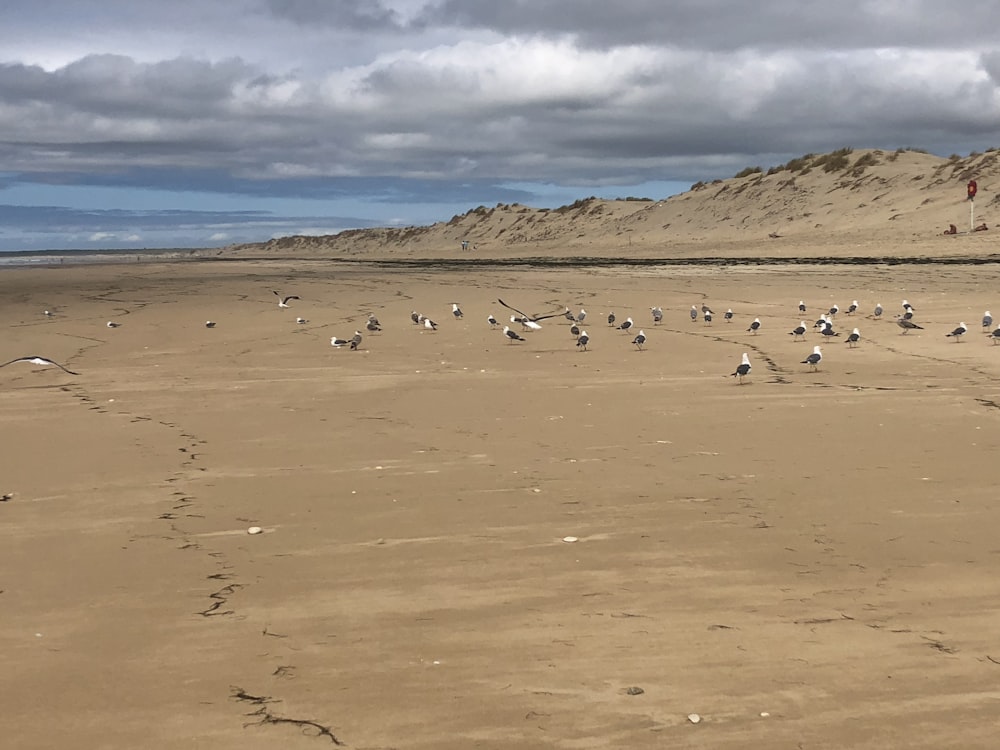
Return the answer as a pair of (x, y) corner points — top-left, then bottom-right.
(2, 259), (1000, 749)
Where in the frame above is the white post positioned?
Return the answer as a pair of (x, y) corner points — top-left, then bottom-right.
(971, 199), (975, 232)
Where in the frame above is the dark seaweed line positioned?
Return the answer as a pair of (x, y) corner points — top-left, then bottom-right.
(211, 254), (1000, 270)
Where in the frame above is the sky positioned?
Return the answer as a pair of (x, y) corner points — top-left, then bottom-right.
(1, 1), (999, 252)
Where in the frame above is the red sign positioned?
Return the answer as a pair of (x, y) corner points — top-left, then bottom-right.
(968, 180), (978, 200)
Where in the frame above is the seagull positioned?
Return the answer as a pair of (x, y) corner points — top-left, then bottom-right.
(563, 307), (576, 322)
(747, 318), (761, 334)
(410, 311), (421, 325)
(570, 323), (580, 337)
(330, 335), (350, 347)
(576, 330), (589, 351)
(724, 309), (734, 323)
(846, 328), (861, 347)
(43, 310), (53, 317)
(487, 314), (498, 329)
(982, 311), (993, 330)
(847, 300), (859, 315)
(205, 321), (216, 328)
(424, 318), (438, 331)
(0, 355), (79, 375)
(366, 318), (381, 332)
(618, 316), (634, 332)
(704, 310), (713, 325)
(897, 317), (923, 334)
(107, 321), (121, 328)
(789, 321), (807, 339)
(350, 331), (363, 350)
(802, 345), (823, 370)
(701, 304), (714, 315)
(651, 306), (663, 324)
(577, 309), (587, 324)
(632, 330), (646, 350)
(991, 328), (1000, 345)
(828, 304), (839, 316)
(814, 315), (829, 329)
(368, 313), (381, 326)
(451, 303), (463, 319)
(502, 325), (525, 343)
(607, 312), (616, 326)
(273, 291), (300, 308)
(820, 324), (840, 337)
(496, 298), (564, 329)
(902, 309), (915, 321)
(946, 322), (968, 341)
(297, 317), (308, 324)
(731, 352), (751, 383)
(690, 305), (698, 322)
(799, 300), (807, 313)
(874, 302), (883, 318)
(902, 299), (914, 313)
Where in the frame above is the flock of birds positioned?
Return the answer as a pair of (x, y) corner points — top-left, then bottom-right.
(4, 290), (1000, 383)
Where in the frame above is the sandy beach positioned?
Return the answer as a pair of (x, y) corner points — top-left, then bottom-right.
(3, 257), (1000, 749)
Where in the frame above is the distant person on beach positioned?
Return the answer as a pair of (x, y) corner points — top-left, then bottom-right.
(944, 224), (958, 235)
(974, 222), (988, 232)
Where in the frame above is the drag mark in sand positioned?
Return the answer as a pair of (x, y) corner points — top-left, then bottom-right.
(231, 687), (345, 746)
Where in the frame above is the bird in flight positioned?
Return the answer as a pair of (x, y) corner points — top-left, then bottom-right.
(273, 291), (300, 308)
(0, 355), (79, 375)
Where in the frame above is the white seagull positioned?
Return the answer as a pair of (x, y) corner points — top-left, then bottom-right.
(43, 310), (54, 317)
(747, 318), (761, 334)
(0, 355), (79, 375)
(690, 305), (698, 322)
(632, 330), (646, 350)
(650, 307), (663, 324)
(789, 321), (807, 339)
(607, 312), (616, 326)
(846, 328), (861, 347)
(502, 325), (525, 343)
(577, 309), (587, 323)
(982, 311), (993, 330)
(874, 302), (883, 318)
(618, 316), (634, 332)
(451, 303), (464, 319)
(576, 330), (589, 351)
(990, 328), (1000, 344)
(330, 335), (350, 347)
(946, 322), (968, 341)
(297, 317), (308, 324)
(496, 298), (564, 329)
(366, 318), (381, 332)
(724, 309), (734, 323)
(799, 300), (807, 313)
(487, 313), (498, 329)
(424, 318), (438, 331)
(273, 291), (300, 308)
(107, 321), (121, 328)
(847, 300), (859, 314)
(205, 321), (216, 328)
(731, 352), (751, 383)
(802, 345), (823, 370)
(350, 331), (363, 350)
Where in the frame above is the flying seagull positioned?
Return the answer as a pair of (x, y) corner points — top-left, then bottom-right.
(0, 355), (79, 375)
(747, 318), (761, 334)
(273, 291), (300, 308)
(452, 303), (464, 319)
(897, 317), (923, 334)
(802, 345), (823, 370)
(789, 321), (807, 339)
(350, 331), (363, 350)
(946, 322), (968, 341)
(496, 298), (564, 328)
(576, 330), (589, 351)
(632, 330), (646, 350)
(511, 314), (541, 331)
(731, 352), (751, 383)
(846, 328), (861, 347)
(502, 325), (525, 343)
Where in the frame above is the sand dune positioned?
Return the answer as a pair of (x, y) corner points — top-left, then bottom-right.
(3, 255), (1000, 749)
